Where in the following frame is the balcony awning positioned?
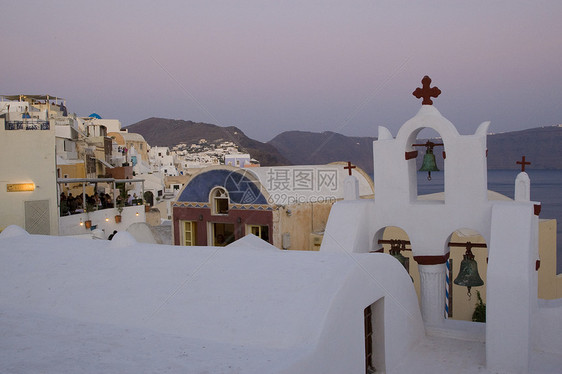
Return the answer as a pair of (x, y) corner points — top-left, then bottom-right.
(96, 158), (113, 169)
(57, 178), (146, 184)
(1, 94), (65, 102)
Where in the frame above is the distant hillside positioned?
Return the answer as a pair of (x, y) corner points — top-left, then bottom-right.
(125, 118), (290, 166)
(487, 126), (562, 169)
(126, 118), (562, 171)
(268, 125), (562, 171)
(268, 131), (376, 172)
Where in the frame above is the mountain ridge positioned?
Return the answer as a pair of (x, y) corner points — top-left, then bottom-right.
(125, 118), (562, 170)
(268, 126), (562, 171)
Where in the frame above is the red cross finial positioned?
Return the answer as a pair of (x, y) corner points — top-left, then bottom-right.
(516, 156), (531, 172)
(413, 75), (441, 105)
(344, 161), (356, 176)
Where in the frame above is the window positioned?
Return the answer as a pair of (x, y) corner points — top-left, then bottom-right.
(210, 222), (235, 246)
(211, 187), (229, 215)
(248, 225), (269, 242)
(182, 221), (197, 246)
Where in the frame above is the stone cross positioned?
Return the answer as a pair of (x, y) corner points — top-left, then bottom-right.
(413, 75), (441, 105)
(344, 161), (356, 176)
(516, 156), (531, 172)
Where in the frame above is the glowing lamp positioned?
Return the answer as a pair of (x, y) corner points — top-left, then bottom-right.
(7, 183), (35, 192)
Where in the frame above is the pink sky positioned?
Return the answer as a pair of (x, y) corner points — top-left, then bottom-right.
(3, 1), (562, 141)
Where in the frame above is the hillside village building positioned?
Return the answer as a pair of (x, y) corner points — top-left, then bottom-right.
(172, 163), (374, 250)
(107, 131), (150, 172)
(0, 95), (61, 235)
(148, 146), (179, 176)
(0, 95), (150, 237)
(87, 114), (123, 133)
(1, 77), (561, 373)
(0, 94), (260, 240)
(225, 152), (254, 167)
(172, 139), (242, 170)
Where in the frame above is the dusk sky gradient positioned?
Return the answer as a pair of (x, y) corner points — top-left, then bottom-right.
(3, 1), (562, 141)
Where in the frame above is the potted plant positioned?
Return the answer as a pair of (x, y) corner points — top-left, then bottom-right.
(115, 200), (124, 223)
(472, 291), (486, 323)
(85, 202), (95, 229)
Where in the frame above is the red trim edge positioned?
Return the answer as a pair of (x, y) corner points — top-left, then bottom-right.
(405, 150), (418, 160)
(413, 252), (450, 265)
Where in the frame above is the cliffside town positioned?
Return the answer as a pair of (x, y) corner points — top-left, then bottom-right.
(0, 95), (260, 239)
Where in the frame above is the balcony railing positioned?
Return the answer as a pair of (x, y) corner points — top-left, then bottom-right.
(5, 120), (50, 131)
(53, 118), (74, 126)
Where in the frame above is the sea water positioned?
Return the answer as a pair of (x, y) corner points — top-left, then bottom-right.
(417, 170), (562, 273)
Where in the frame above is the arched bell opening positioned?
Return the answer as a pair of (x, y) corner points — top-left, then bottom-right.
(373, 226), (420, 301)
(405, 127), (446, 202)
(445, 228), (488, 322)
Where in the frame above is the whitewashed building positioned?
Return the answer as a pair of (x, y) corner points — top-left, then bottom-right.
(148, 146), (178, 176)
(225, 153), (251, 167)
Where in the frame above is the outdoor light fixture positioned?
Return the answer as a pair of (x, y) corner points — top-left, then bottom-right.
(79, 219), (83, 226)
(6, 183), (35, 192)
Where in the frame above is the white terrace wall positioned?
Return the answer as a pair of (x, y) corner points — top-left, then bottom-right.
(59, 205), (145, 238)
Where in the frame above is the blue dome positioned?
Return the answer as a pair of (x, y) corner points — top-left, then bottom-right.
(89, 113), (102, 119)
(178, 169), (267, 205)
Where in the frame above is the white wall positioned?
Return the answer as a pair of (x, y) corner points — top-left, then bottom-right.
(93, 119), (121, 133)
(0, 118), (58, 235)
(58, 205), (145, 238)
(486, 202), (539, 373)
(0, 101), (29, 114)
(0, 233), (424, 373)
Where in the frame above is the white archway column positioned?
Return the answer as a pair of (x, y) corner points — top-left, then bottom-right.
(416, 258), (448, 326)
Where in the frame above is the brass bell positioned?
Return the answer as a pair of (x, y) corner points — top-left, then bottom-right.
(419, 147), (439, 180)
(389, 241), (413, 281)
(390, 247), (407, 268)
(454, 248), (484, 297)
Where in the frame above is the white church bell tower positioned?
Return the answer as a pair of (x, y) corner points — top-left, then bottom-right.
(322, 76), (542, 372)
